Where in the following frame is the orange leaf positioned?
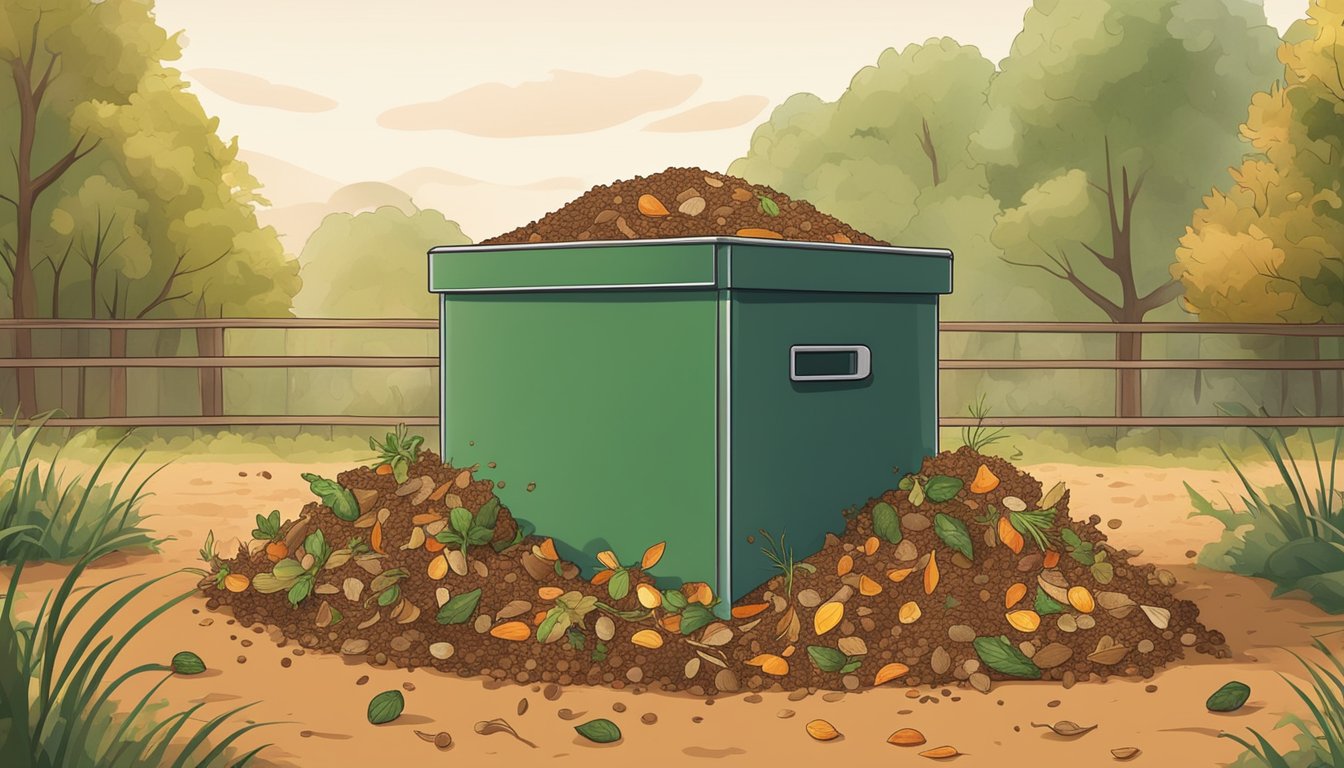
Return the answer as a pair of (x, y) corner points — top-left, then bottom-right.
(1043, 550), (1060, 568)
(636, 583), (662, 609)
(371, 522), (385, 554)
(660, 614), (682, 633)
(887, 567), (915, 583)
(874, 662), (910, 686)
(424, 536), (445, 553)
(683, 582), (714, 605)
(731, 603), (769, 620)
(641, 541), (666, 569)
(782, 644), (796, 657)
(736, 227), (783, 239)
(427, 481), (452, 501)
(533, 611), (548, 626)
(590, 569), (614, 586)
(537, 586), (564, 601)
(375, 464), (393, 475)
(490, 621), (531, 641)
(597, 550), (620, 570)
(837, 554), (854, 576)
(859, 575), (883, 596)
(537, 538), (558, 561)
(969, 464), (1001, 494)
(746, 654), (789, 676)
(919, 746), (960, 759)
(923, 550), (939, 594)
(637, 194), (670, 217)
(998, 516), (1024, 555)
(1005, 582), (1028, 609)
(863, 536), (880, 556)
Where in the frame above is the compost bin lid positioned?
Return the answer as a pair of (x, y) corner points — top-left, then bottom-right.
(427, 237), (952, 295)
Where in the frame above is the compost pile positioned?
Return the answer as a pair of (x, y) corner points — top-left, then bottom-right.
(480, 167), (889, 246)
(200, 445), (1228, 696)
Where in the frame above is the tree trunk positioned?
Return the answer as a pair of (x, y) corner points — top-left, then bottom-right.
(1114, 331), (1143, 419)
(196, 327), (224, 417)
(76, 331), (87, 418)
(108, 327), (126, 418)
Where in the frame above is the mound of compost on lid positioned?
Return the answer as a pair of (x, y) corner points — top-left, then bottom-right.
(199, 445), (1227, 696)
(479, 166), (889, 246)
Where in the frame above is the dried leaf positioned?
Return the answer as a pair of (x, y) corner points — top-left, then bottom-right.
(475, 718), (537, 748)
(1111, 747), (1141, 761)
(490, 621), (531, 642)
(888, 567), (915, 583)
(1037, 571), (1071, 604)
(1068, 586), (1095, 613)
(732, 603), (769, 619)
(923, 550), (940, 594)
(696, 650), (728, 669)
(1031, 720), (1097, 737)
(919, 746), (960, 759)
(700, 623), (733, 647)
(970, 464), (1000, 494)
(1140, 604), (1171, 629)
(858, 575), (883, 596)
(631, 629), (664, 649)
(1006, 582), (1028, 609)
(401, 526), (426, 551)
(636, 583), (662, 609)
(1006, 610), (1041, 633)
(814, 602), (844, 636)
(641, 541), (666, 569)
(1087, 635), (1130, 666)
(776, 606), (801, 643)
(836, 554), (854, 576)
(1040, 481), (1067, 510)
(684, 657), (701, 678)
(747, 654), (789, 676)
(597, 550), (620, 570)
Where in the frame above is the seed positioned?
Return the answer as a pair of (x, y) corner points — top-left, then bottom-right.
(948, 625), (975, 643)
(920, 746), (960, 759)
(898, 602), (922, 624)
(1140, 605), (1171, 629)
(637, 194), (670, 217)
(1006, 610), (1041, 633)
(888, 728), (927, 746)
(490, 621), (531, 642)
(685, 657), (701, 678)
(595, 615), (616, 642)
(930, 646), (950, 674)
(805, 719), (840, 741)
(1002, 496), (1027, 512)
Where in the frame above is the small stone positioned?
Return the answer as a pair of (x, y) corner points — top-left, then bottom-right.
(389, 636), (411, 652)
(951, 552), (973, 569)
(612, 702), (627, 713)
(595, 615), (616, 642)
(714, 668), (739, 693)
(1058, 614), (1078, 633)
(198, 618), (213, 627)
(642, 713), (658, 724)
(788, 689), (809, 701)
(972, 574), (989, 585)
(474, 615), (492, 633)
(931, 646), (951, 675)
(969, 673), (991, 693)
(1145, 684), (1158, 693)
(430, 642), (454, 659)
(842, 675), (859, 691)
(280, 657), (292, 668)
(902, 513), (931, 532)
(356, 675), (369, 685)
(1181, 633), (1197, 647)
(1137, 639), (1155, 654)
(1186, 549), (1198, 558)
(797, 589), (822, 608)
(1076, 615), (1096, 630)
(949, 625), (976, 643)
(340, 639), (369, 656)
(1047, 699), (1061, 708)
(1158, 570), (1177, 587)
(745, 694), (763, 703)
(627, 667), (644, 684)
(777, 709), (795, 719)
(894, 540), (918, 561)
(544, 683), (561, 701)
(1107, 519), (1123, 529)
(822, 692), (845, 702)
(236, 655), (246, 664)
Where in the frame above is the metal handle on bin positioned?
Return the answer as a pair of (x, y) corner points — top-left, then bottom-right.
(789, 345), (871, 382)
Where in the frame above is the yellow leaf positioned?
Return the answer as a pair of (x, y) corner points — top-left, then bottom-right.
(1005, 582), (1028, 609)
(874, 662), (910, 686)
(1006, 610), (1041, 633)
(426, 554), (449, 580)
(684, 582), (714, 605)
(489, 621), (530, 641)
(223, 573), (250, 592)
(641, 541), (666, 569)
(859, 575), (883, 596)
(747, 654), (789, 675)
(837, 554), (854, 576)
(923, 550), (939, 595)
(887, 567), (914, 583)
(597, 550), (620, 570)
(1068, 586), (1095, 614)
(813, 602), (844, 636)
(631, 629), (664, 649)
(636, 583), (662, 609)
(805, 719), (840, 741)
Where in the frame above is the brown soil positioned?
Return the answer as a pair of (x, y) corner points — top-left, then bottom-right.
(479, 166), (889, 246)
(200, 447), (1227, 698)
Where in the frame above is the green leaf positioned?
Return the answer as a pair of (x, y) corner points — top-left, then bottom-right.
(934, 513), (974, 560)
(1034, 588), (1066, 616)
(972, 635), (1041, 679)
(300, 472), (359, 521)
(435, 530), (465, 547)
(250, 573), (290, 593)
(272, 558), (306, 580)
(574, 718), (622, 744)
(591, 641), (608, 662)
(944, 595), (959, 609)
(679, 603), (715, 636)
(450, 507), (473, 536)
(925, 475), (964, 503)
(465, 526), (493, 546)
(536, 608), (566, 642)
(806, 645), (849, 673)
(662, 589), (688, 613)
(909, 479), (926, 507)
(330, 606), (343, 625)
(1091, 561), (1115, 584)
(839, 659), (862, 675)
(607, 568), (631, 601)
(367, 690), (405, 724)
(304, 529), (330, 567)
(377, 585), (400, 606)
(758, 195), (780, 216)
(436, 588), (483, 625)
(1184, 482), (1246, 531)
(171, 651), (206, 675)
(1206, 681), (1251, 712)
(391, 458), (409, 484)
(476, 498), (500, 531)
(566, 628), (586, 650)
(268, 509), (280, 530)
(898, 474), (916, 491)
(872, 502), (903, 544)
(287, 575), (313, 607)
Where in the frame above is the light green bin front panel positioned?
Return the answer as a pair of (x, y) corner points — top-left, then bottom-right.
(440, 291), (721, 590)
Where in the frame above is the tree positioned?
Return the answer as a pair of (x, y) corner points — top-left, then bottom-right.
(294, 206), (469, 319)
(1173, 0), (1344, 413)
(1, 1), (300, 418)
(981, 0), (1283, 418)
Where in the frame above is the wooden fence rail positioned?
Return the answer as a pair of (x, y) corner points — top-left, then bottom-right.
(2, 319), (1341, 429)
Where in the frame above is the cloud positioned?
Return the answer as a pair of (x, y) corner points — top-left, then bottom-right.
(188, 68), (338, 112)
(377, 70), (702, 136)
(642, 95), (771, 133)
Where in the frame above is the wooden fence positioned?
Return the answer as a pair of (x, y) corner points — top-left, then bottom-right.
(1, 318), (1342, 429)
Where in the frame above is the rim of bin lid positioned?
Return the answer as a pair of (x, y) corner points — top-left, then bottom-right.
(429, 235), (952, 258)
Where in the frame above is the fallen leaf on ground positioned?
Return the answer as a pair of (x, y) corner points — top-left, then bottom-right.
(1031, 720), (1097, 737)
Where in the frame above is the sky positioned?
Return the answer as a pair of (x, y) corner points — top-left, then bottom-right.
(150, 0), (1310, 245)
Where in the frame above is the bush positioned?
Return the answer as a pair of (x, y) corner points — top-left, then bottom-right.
(1224, 639), (1344, 768)
(0, 412), (161, 565)
(1189, 406), (1344, 612)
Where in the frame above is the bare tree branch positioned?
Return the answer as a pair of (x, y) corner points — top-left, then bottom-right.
(1078, 241), (1116, 269)
(1136, 279), (1185, 315)
(1004, 242), (1123, 320)
(0, 192), (16, 209)
(31, 135), (100, 195)
(134, 247), (231, 319)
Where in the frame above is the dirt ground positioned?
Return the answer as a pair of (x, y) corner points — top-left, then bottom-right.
(5, 458), (1336, 766)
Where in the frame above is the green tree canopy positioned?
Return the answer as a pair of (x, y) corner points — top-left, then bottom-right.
(294, 206), (471, 319)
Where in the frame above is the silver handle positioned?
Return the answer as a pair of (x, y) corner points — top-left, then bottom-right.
(790, 345), (871, 382)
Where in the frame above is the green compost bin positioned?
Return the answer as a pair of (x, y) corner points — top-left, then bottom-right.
(428, 237), (952, 614)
